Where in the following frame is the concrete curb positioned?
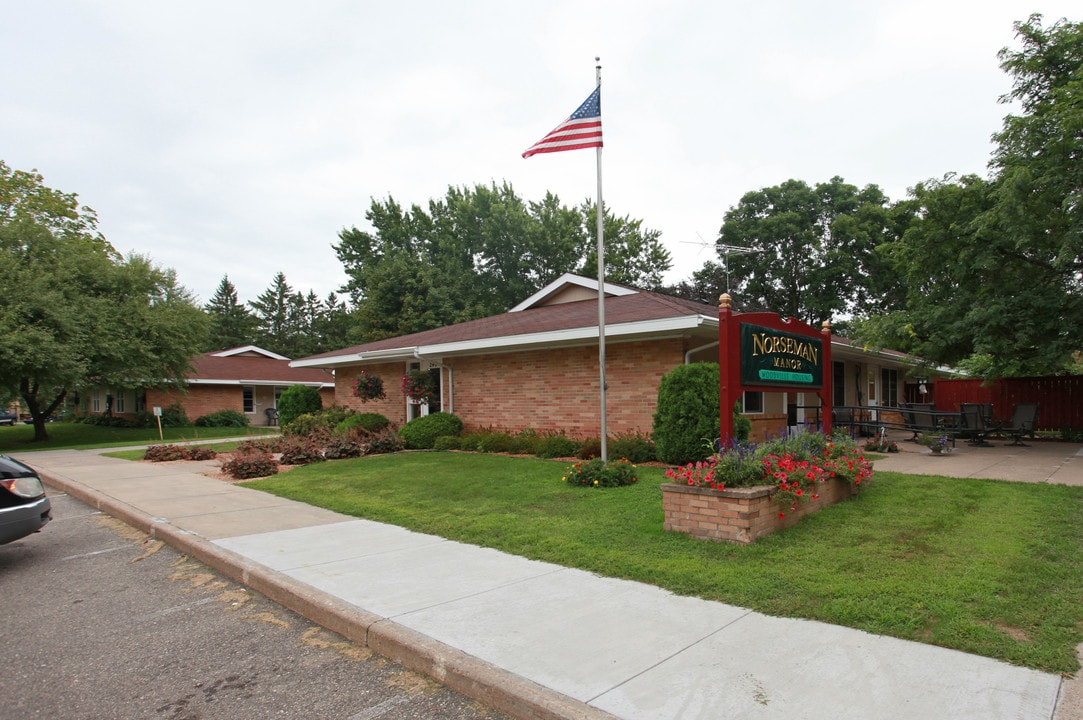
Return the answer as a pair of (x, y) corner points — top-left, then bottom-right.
(40, 469), (618, 720)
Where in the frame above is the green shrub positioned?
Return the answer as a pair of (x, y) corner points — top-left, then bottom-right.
(318, 405), (354, 428)
(434, 435), (463, 451)
(398, 412), (464, 450)
(283, 412), (329, 438)
(609, 431), (656, 463)
(577, 438), (602, 459)
(514, 429), (541, 455)
(476, 431), (518, 454)
(194, 409), (249, 428)
(336, 412), (390, 434)
(160, 402), (190, 428)
(563, 457), (638, 488)
(276, 385), (323, 427)
(534, 432), (580, 459)
(652, 363), (724, 465)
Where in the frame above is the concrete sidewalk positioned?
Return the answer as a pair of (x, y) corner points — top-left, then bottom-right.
(14, 445), (1081, 720)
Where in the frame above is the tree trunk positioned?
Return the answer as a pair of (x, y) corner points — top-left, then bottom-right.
(20, 379), (65, 443)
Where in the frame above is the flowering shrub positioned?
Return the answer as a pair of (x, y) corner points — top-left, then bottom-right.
(564, 458), (638, 488)
(863, 437), (900, 453)
(665, 431), (872, 516)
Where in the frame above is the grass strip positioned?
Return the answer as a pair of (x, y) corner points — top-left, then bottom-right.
(0, 422), (276, 452)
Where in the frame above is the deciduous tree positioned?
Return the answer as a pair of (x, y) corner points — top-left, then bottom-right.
(0, 162), (207, 440)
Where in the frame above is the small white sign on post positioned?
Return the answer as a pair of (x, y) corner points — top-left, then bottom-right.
(153, 406), (163, 440)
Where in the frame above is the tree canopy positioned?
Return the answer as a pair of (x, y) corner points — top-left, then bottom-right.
(694, 177), (905, 327)
(0, 161), (207, 440)
(335, 182), (671, 341)
(855, 15), (1083, 376)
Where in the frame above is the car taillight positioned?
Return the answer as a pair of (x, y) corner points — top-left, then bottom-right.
(0, 476), (45, 499)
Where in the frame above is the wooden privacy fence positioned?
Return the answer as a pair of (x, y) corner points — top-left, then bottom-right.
(933, 376), (1083, 432)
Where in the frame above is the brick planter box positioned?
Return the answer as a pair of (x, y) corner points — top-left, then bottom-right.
(662, 477), (855, 544)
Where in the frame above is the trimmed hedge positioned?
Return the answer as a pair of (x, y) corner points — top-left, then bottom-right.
(398, 412), (463, 450)
(336, 412), (390, 434)
(652, 362), (721, 466)
(277, 385), (323, 427)
(195, 409), (249, 428)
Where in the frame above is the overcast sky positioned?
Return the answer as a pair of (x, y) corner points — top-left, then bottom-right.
(3, 1), (1079, 306)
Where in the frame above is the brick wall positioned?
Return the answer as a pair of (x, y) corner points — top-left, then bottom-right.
(442, 339), (684, 437)
(335, 362), (409, 426)
(147, 387), (240, 420)
(334, 339), (686, 438)
(662, 477), (855, 544)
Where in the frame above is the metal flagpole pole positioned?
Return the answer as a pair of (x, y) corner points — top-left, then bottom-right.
(594, 57), (607, 463)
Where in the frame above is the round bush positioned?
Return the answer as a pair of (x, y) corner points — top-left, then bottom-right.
(276, 385), (323, 427)
(336, 412), (390, 434)
(194, 409), (249, 428)
(652, 363), (722, 466)
(397, 412), (463, 450)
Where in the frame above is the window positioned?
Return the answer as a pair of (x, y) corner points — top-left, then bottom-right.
(741, 391), (764, 414)
(833, 362), (846, 407)
(243, 386), (254, 413)
(91, 391), (101, 413)
(113, 391), (125, 414)
(881, 368), (899, 408)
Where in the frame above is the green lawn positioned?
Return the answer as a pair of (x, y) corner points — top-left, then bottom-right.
(246, 451), (1083, 675)
(0, 422), (277, 453)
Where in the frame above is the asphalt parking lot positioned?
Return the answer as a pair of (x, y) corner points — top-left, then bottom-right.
(1, 490), (508, 720)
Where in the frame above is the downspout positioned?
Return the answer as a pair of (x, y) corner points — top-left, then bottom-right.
(685, 341), (719, 364)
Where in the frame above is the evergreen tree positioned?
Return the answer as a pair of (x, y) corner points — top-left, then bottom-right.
(204, 275), (256, 350)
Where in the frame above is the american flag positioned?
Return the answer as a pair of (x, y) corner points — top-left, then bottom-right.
(522, 86), (602, 158)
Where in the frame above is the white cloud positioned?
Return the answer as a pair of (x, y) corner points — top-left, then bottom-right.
(1, 0), (1078, 304)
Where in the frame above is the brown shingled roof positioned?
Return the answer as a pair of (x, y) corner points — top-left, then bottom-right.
(299, 288), (718, 363)
(190, 352), (333, 385)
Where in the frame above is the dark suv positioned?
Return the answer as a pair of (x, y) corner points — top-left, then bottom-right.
(0, 455), (52, 544)
(0, 409), (16, 426)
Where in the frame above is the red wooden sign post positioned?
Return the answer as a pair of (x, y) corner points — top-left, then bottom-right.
(718, 293), (833, 444)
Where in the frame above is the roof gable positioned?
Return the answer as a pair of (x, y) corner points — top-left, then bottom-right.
(294, 275), (718, 368)
(211, 345), (290, 360)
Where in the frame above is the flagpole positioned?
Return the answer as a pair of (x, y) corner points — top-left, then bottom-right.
(594, 57), (607, 463)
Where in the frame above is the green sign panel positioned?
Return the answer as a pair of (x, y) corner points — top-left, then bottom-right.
(740, 323), (824, 388)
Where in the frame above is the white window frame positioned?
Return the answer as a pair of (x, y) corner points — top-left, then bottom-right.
(741, 391), (764, 414)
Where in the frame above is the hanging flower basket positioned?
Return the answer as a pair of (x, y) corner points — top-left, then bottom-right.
(351, 371), (386, 403)
(401, 369), (438, 404)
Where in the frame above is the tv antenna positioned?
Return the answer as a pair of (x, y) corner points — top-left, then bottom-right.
(717, 244), (764, 293)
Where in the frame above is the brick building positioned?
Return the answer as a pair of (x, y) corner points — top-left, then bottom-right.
(292, 275), (921, 441)
(83, 346), (335, 426)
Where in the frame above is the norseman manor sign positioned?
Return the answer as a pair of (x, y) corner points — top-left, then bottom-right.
(718, 294), (833, 443)
(741, 323), (824, 388)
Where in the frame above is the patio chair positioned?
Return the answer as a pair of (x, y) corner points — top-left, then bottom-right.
(901, 403), (937, 441)
(960, 403), (993, 446)
(1006, 403), (1039, 446)
(264, 407), (279, 426)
